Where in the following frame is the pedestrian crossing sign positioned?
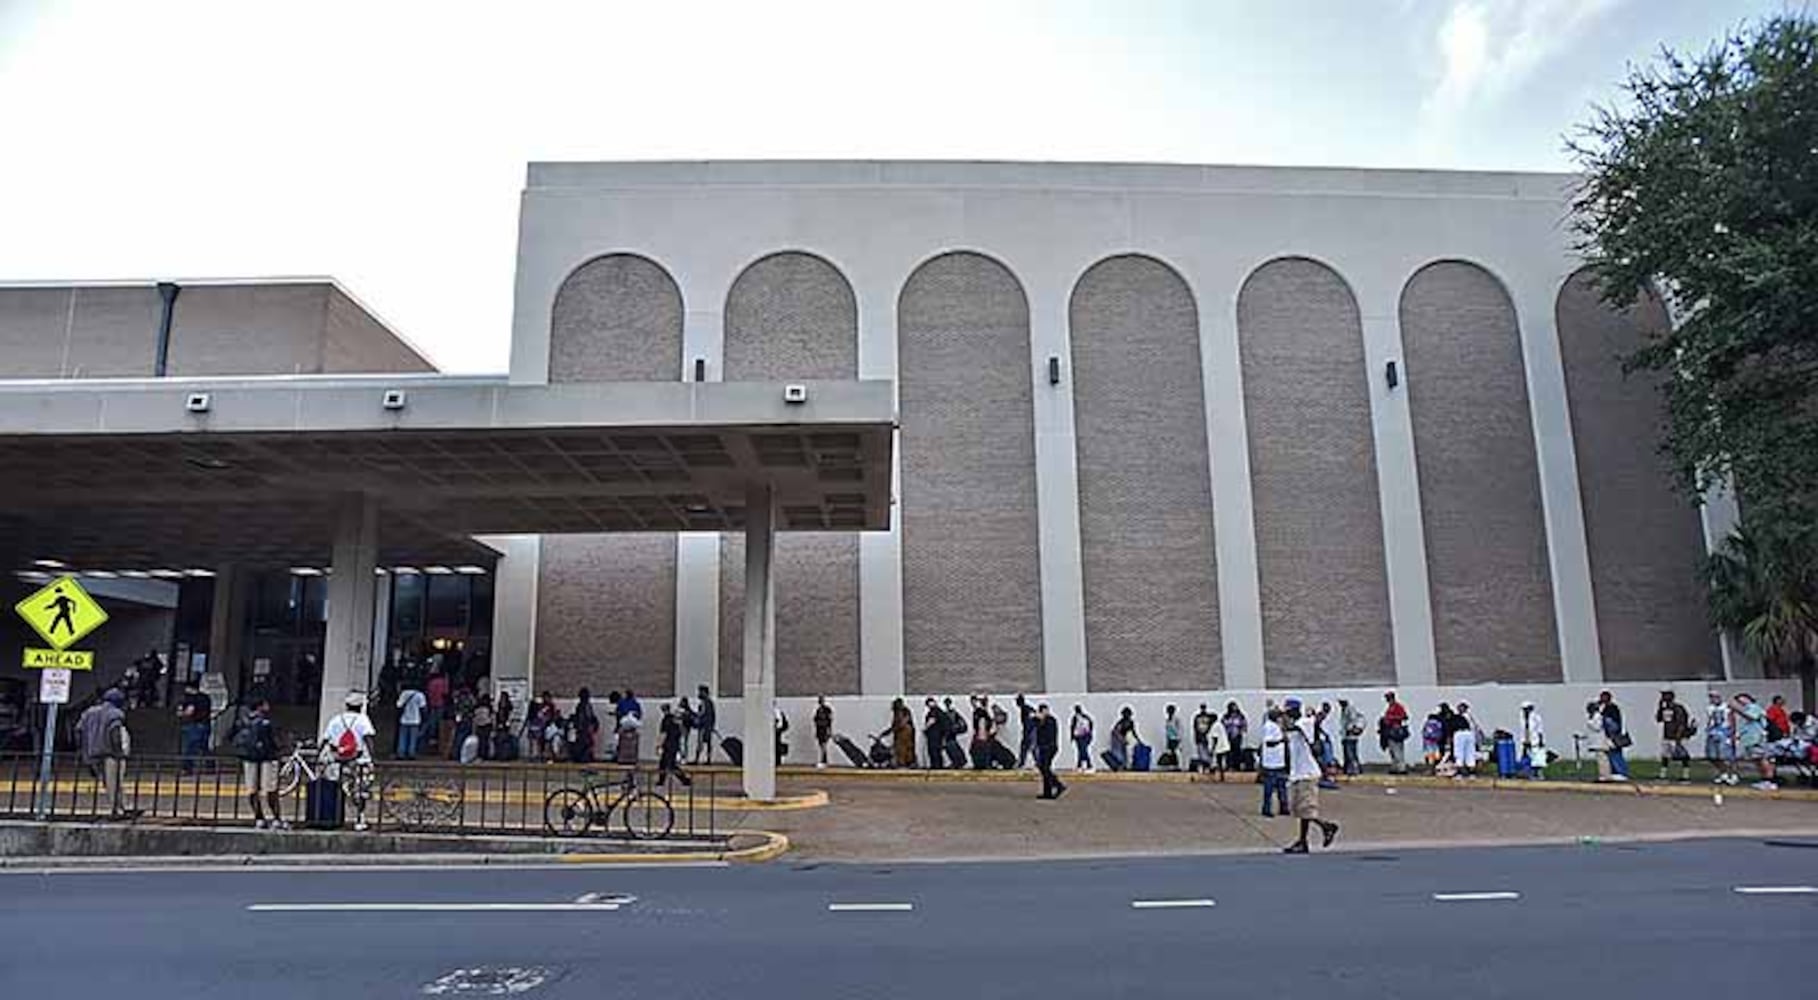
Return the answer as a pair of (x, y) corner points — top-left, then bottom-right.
(14, 575), (108, 651)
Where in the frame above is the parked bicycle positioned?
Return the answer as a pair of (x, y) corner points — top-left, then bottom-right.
(276, 741), (322, 795)
(543, 769), (674, 839)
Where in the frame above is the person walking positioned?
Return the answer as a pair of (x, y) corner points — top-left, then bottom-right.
(1282, 698), (1340, 853)
(1705, 690), (1738, 786)
(656, 703), (692, 787)
(1034, 703), (1066, 800)
(176, 680), (212, 775)
(77, 688), (131, 818)
(1339, 698), (1366, 776)
(395, 681), (426, 760)
(922, 697), (946, 769)
(694, 686), (717, 764)
(424, 668), (449, 755)
(1015, 694), (1038, 769)
(813, 696), (835, 768)
(233, 697), (285, 828)
(1222, 702), (1249, 772)
(888, 698), (916, 768)
(1071, 705), (1094, 771)
(1162, 705), (1184, 770)
(1379, 691), (1410, 774)
(1258, 708), (1289, 818)
(1191, 703), (1221, 777)
(1518, 701), (1548, 779)
(1598, 691), (1631, 779)
(1656, 690), (1695, 782)
(570, 687), (599, 764)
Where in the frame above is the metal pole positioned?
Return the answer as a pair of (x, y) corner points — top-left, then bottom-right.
(34, 701), (58, 820)
(153, 282), (180, 377)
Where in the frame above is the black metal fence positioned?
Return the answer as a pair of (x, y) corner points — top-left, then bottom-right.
(0, 752), (720, 841)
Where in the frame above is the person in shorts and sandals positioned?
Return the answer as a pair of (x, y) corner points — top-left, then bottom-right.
(1655, 691), (1696, 782)
(1704, 690), (1738, 785)
(234, 697), (286, 829)
(1281, 698), (1339, 854)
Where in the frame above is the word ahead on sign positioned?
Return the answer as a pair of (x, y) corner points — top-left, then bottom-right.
(23, 648), (94, 670)
(15, 575), (108, 650)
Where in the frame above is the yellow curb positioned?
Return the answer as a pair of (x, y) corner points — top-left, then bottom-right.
(556, 829), (789, 865)
(714, 790), (828, 811)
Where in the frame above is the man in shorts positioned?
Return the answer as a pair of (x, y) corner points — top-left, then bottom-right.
(235, 698), (286, 829)
(1282, 698), (1339, 854)
(1704, 691), (1737, 785)
(1655, 691), (1695, 782)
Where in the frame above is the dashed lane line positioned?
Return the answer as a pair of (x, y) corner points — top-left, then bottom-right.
(1432, 891), (1521, 902)
(1130, 899), (1216, 909)
(1733, 885), (1817, 895)
(827, 902), (914, 912)
(247, 902), (623, 913)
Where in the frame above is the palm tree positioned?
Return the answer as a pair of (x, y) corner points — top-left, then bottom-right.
(1704, 515), (1818, 708)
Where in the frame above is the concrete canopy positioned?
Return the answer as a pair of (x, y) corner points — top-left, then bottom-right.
(0, 374), (895, 571)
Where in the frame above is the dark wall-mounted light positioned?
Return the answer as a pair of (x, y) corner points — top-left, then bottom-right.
(1048, 356), (1062, 385)
(1384, 360), (1400, 390)
(693, 358), (707, 382)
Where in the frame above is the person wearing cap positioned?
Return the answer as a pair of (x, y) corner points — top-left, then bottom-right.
(1518, 701), (1547, 779)
(321, 692), (378, 830)
(77, 688), (132, 818)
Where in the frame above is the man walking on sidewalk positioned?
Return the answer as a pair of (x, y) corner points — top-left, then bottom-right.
(78, 688), (131, 818)
(1034, 703), (1065, 800)
(1283, 698), (1339, 854)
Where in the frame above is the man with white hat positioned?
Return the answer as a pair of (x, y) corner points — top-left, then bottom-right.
(1518, 701), (1547, 779)
(321, 692), (377, 830)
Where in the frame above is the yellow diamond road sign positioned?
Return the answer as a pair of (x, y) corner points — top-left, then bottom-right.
(14, 575), (108, 651)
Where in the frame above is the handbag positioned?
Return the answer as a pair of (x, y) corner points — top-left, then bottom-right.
(1611, 731), (1633, 749)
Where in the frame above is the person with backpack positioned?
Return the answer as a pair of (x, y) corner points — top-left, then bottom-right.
(321, 693), (377, 830)
(941, 697), (968, 769)
(1070, 705), (1094, 771)
(693, 686), (717, 765)
(1656, 690), (1696, 782)
(234, 697), (286, 829)
(77, 688), (131, 818)
(922, 697), (947, 770)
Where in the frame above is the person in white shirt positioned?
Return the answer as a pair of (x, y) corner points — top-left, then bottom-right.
(1452, 702), (1481, 778)
(321, 693), (378, 830)
(395, 683), (427, 760)
(1282, 698), (1340, 854)
(1258, 710), (1289, 818)
(1518, 701), (1547, 779)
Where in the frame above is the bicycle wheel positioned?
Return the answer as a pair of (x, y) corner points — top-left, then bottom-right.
(277, 757), (304, 796)
(616, 789), (675, 840)
(543, 788), (595, 837)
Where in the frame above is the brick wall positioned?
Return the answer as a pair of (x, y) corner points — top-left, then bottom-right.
(1070, 255), (1221, 691)
(1401, 261), (1561, 683)
(1555, 269), (1719, 680)
(1239, 258), (1394, 687)
(898, 252), (1043, 694)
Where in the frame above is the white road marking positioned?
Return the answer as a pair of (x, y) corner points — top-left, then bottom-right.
(1131, 899), (1216, 909)
(248, 902), (622, 912)
(422, 966), (552, 995)
(2, 860), (730, 875)
(573, 892), (601, 904)
(1432, 891), (1521, 902)
(1733, 885), (1818, 895)
(827, 902), (914, 912)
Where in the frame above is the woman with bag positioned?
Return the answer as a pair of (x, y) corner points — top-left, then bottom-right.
(1071, 706), (1094, 771)
(1598, 692), (1631, 780)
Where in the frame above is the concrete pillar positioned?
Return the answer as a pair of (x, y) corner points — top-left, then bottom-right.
(1026, 288), (1090, 693)
(319, 494), (379, 733)
(205, 565), (248, 683)
(1699, 480), (1753, 680)
(479, 535), (541, 690)
(1360, 312), (1439, 688)
(741, 482), (778, 801)
(1199, 299), (1266, 690)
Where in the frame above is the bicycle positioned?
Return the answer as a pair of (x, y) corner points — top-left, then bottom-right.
(276, 741), (321, 795)
(543, 769), (674, 839)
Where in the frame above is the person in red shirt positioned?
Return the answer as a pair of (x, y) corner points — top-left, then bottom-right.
(424, 669), (450, 755)
(1766, 695), (1792, 739)
(1378, 691), (1411, 774)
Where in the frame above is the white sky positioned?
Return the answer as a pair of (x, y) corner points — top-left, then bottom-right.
(0, 0), (1789, 372)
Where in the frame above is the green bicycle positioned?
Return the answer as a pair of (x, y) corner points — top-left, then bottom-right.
(542, 770), (675, 839)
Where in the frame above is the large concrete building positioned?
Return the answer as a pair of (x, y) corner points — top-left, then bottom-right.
(4, 162), (1787, 767)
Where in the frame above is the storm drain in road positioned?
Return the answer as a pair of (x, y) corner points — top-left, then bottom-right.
(422, 967), (565, 995)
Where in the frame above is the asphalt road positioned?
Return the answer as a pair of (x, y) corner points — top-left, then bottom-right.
(2, 837), (1814, 999)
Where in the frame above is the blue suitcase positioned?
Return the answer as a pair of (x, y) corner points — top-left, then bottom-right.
(1131, 744), (1153, 772)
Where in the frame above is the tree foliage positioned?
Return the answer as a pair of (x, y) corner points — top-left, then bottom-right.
(1569, 15), (1818, 518)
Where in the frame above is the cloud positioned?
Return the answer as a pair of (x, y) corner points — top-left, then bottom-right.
(1421, 0), (1625, 126)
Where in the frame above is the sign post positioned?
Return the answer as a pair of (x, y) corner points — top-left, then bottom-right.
(14, 575), (108, 820)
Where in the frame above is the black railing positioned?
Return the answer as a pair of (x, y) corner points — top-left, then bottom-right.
(0, 752), (719, 842)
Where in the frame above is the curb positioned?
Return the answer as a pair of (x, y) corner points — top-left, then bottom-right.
(713, 790), (828, 811)
(553, 829), (793, 865)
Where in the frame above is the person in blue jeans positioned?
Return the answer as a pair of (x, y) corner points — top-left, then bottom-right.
(177, 681), (212, 774)
(1070, 706), (1094, 771)
(1258, 708), (1290, 817)
(1599, 691), (1631, 779)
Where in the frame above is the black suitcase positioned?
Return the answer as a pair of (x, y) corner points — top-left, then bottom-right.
(305, 777), (342, 829)
(866, 738), (893, 767)
(1100, 749), (1125, 772)
(721, 736), (744, 766)
(835, 735), (869, 768)
(989, 740), (1016, 769)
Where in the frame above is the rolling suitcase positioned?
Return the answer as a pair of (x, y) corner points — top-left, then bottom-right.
(305, 777), (343, 829)
(1131, 743), (1154, 772)
(835, 735), (869, 768)
(1100, 749), (1124, 772)
(721, 736), (745, 766)
(867, 738), (893, 767)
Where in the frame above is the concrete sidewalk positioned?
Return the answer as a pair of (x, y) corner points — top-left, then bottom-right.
(730, 772), (1818, 862)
